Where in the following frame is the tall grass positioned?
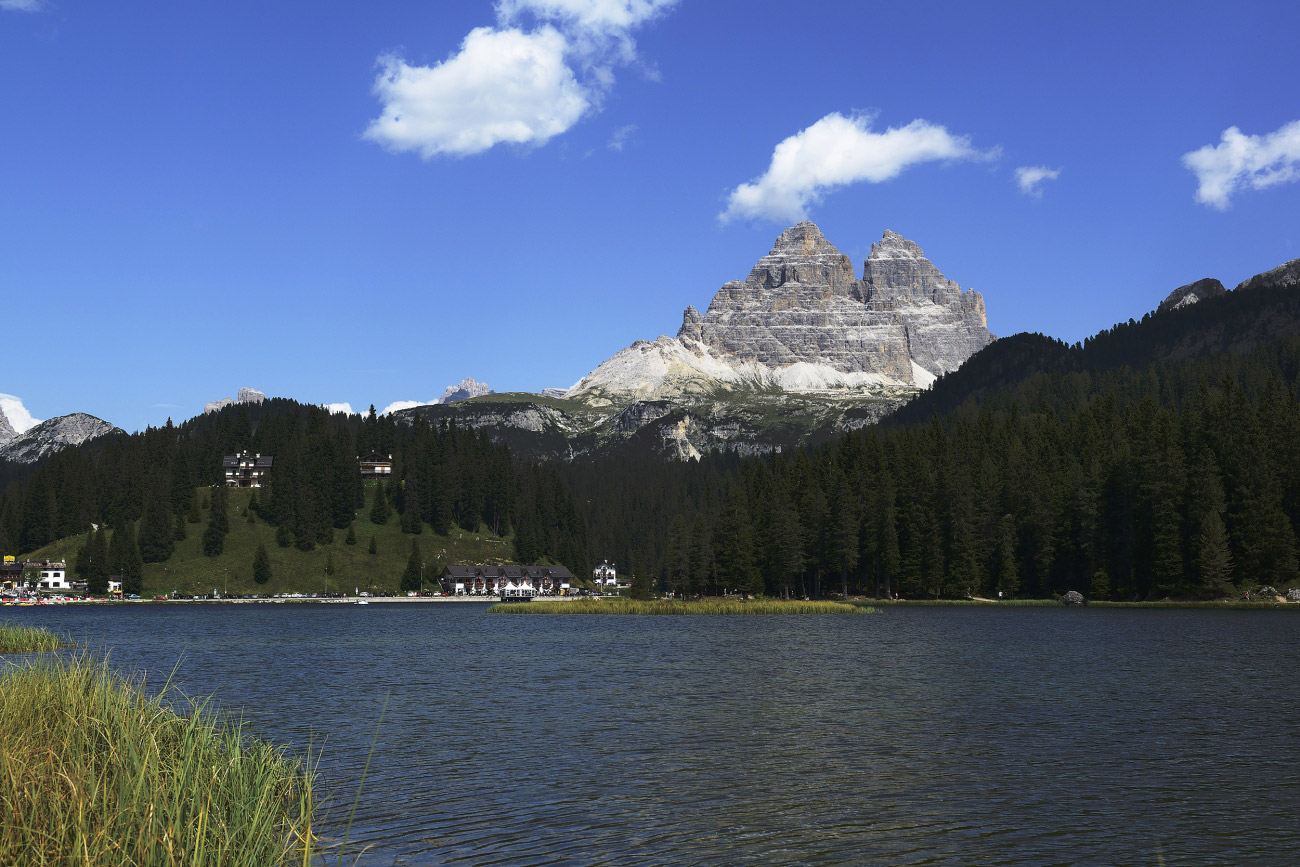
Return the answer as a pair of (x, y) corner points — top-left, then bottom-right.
(855, 598), (1297, 610)
(491, 598), (866, 615)
(0, 622), (68, 653)
(0, 653), (318, 866)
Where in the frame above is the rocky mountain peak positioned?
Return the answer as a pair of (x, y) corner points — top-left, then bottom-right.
(1235, 257), (1300, 293)
(1157, 277), (1226, 314)
(744, 220), (857, 291)
(438, 377), (493, 404)
(0, 408), (16, 446)
(678, 305), (704, 341)
(0, 412), (121, 465)
(863, 229), (962, 304)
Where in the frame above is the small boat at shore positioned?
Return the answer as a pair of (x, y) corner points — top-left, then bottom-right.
(355, 599), (369, 605)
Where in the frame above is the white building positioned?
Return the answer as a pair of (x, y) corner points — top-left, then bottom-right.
(36, 561), (71, 592)
(593, 560), (617, 588)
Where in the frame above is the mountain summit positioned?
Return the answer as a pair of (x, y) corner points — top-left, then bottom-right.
(568, 223), (993, 402)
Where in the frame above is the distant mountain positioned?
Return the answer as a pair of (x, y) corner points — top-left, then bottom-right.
(569, 223), (993, 403)
(205, 387), (267, 414)
(0, 410), (16, 448)
(890, 255), (1300, 426)
(437, 377), (493, 404)
(1156, 278), (1226, 314)
(0, 412), (122, 464)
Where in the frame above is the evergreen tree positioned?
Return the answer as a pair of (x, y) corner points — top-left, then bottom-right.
(203, 484), (229, 557)
(370, 482), (390, 525)
(138, 475), (175, 564)
(173, 512), (188, 541)
(252, 542), (272, 585)
(368, 535), (377, 555)
(1197, 511), (1234, 598)
(276, 522), (292, 548)
(401, 538), (422, 592)
(187, 491), (202, 524)
(84, 527), (109, 595)
(996, 514), (1020, 597)
(345, 523), (357, 545)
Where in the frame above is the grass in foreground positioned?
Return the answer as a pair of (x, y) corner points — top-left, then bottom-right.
(0, 622), (68, 653)
(854, 598), (1296, 609)
(490, 598), (868, 615)
(0, 653), (318, 866)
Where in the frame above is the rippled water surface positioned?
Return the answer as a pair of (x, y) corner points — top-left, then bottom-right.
(7, 604), (1299, 865)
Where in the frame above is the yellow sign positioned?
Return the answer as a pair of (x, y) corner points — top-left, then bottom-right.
(2, 556), (13, 563)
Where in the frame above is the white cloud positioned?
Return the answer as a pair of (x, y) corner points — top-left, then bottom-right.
(608, 123), (636, 151)
(1015, 165), (1061, 198)
(364, 1), (676, 159)
(0, 393), (41, 433)
(323, 403), (356, 416)
(1182, 120), (1300, 209)
(720, 113), (995, 224)
(0, 1), (44, 12)
(364, 27), (588, 158)
(380, 399), (436, 416)
(497, 0), (678, 31)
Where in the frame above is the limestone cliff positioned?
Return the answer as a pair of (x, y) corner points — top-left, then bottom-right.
(567, 223), (993, 402)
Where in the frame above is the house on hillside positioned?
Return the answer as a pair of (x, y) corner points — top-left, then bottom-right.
(440, 564), (574, 596)
(1, 556), (24, 591)
(222, 451), (273, 487)
(34, 560), (71, 592)
(593, 560), (617, 589)
(359, 452), (393, 478)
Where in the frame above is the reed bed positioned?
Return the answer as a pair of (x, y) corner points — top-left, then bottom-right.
(491, 598), (866, 615)
(0, 622), (68, 654)
(855, 598), (1296, 609)
(0, 652), (318, 867)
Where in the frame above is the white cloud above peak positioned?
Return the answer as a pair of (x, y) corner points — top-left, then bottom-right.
(720, 113), (995, 224)
(0, 393), (41, 433)
(1015, 165), (1061, 198)
(1182, 119), (1300, 209)
(0, 1), (44, 12)
(365, 0), (677, 159)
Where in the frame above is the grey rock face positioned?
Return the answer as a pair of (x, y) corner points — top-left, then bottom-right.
(1235, 257), (1300, 293)
(0, 412), (121, 464)
(1157, 278), (1226, 314)
(437, 377), (493, 404)
(575, 222), (994, 401)
(0, 408), (16, 447)
(1062, 590), (1086, 605)
(205, 387), (267, 414)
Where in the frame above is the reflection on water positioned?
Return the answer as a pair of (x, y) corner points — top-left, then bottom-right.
(9, 604), (1299, 865)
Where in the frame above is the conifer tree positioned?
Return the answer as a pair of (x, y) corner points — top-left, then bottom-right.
(401, 538), (422, 592)
(173, 513), (188, 541)
(276, 523), (292, 548)
(345, 523), (357, 545)
(1197, 511), (1234, 597)
(370, 482), (390, 525)
(368, 535), (377, 555)
(995, 514), (1020, 597)
(187, 491), (202, 524)
(84, 527), (109, 595)
(253, 542), (272, 585)
(138, 475), (175, 564)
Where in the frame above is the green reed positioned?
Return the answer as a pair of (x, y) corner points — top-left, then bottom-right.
(0, 622), (68, 654)
(0, 652), (319, 867)
(490, 598), (867, 615)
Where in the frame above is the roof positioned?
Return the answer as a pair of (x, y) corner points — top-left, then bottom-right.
(222, 452), (273, 468)
(359, 452), (392, 463)
(441, 564), (574, 580)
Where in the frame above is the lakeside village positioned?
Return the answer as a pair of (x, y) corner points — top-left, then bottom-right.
(2, 449), (631, 606)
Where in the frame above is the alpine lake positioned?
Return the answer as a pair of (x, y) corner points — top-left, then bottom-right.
(5, 602), (1297, 865)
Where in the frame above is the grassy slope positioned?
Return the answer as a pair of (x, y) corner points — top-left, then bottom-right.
(25, 485), (516, 597)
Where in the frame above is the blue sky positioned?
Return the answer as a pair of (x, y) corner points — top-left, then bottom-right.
(2, 0), (1298, 433)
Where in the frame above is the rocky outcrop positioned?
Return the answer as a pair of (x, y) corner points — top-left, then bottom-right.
(568, 223), (993, 402)
(1157, 278), (1226, 314)
(0, 413), (121, 464)
(1235, 258), (1300, 293)
(205, 387), (267, 414)
(0, 409), (16, 447)
(437, 377), (493, 404)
